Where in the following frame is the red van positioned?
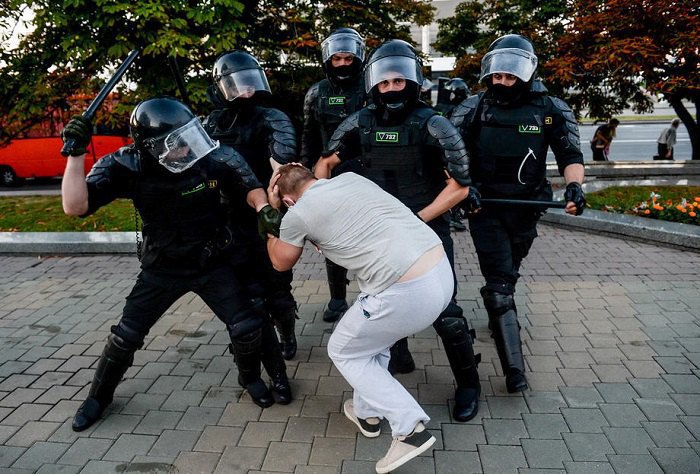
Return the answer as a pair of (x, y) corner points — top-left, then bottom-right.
(0, 135), (130, 186)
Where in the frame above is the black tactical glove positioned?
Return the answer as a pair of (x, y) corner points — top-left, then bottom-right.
(257, 204), (282, 240)
(61, 115), (93, 156)
(564, 182), (586, 216)
(461, 186), (482, 216)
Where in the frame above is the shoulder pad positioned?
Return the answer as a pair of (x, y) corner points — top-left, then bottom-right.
(305, 82), (321, 102)
(426, 115), (471, 186)
(530, 79), (548, 94)
(449, 94), (481, 129)
(210, 144), (263, 190)
(261, 107), (298, 164)
(202, 109), (223, 134)
(326, 111), (361, 153)
(86, 149), (135, 188)
(112, 145), (141, 171)
(546, 96), (581, 150)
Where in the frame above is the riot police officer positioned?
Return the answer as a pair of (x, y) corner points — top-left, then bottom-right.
(314, 39), (483, 422)
(203, 51), (299, 360)
(61, 97), (292, 431)
(435, 77), (470, 117)
(301, 27), (368, 323)
(450, 34), (586, 393)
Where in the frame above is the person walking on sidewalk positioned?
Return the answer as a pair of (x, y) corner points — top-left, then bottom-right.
(265, 164), (447, 473)
(314, 39), (483, 422)
(450, 34), (586, 393)
(203, 50), (300, 360)
(60, 97), (292, 431)
(656, 118), (681, 160)
(301, 27), (368, 323)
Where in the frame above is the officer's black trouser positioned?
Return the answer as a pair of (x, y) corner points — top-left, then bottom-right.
(114, 264), (265, 346)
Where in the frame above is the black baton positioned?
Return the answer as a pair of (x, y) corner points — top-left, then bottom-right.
(480, 198), (567, 209)
(61, 49), (140, 157)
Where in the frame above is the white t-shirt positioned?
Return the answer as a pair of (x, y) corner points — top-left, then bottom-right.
(279, 173), (441, 295)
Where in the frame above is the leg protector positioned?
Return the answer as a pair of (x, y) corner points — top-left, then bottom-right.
(388, 337), (415, 375)
(482, 288), (528, 393)
(72, 334), (136, 432)
(324, 259), (349, 322)
(260, 321), (292, 405)
(434, 315), (481, 422)
(271, 306), (298, 360)
(229, 327), (274, 408)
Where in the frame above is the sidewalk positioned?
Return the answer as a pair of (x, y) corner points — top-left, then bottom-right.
(1, 223), (699, 473)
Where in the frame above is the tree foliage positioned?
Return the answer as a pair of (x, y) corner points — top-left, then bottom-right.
(0, 0), (434, 144)
(435, 0), (699, 159)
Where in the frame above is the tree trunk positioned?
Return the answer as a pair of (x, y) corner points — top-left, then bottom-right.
(668, 96), (700, 160)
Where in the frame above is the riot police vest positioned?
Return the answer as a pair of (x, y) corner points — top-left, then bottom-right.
(471, 94), (550, 197)
(316, 79), (365, 148)
(357, 107), (442, 212)
(133, 164), (227, 272)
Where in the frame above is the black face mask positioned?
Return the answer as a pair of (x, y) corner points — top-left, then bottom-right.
(490, 84), (521, 102)
(379, 90), (407, 111)
(332, 65), (354, 81)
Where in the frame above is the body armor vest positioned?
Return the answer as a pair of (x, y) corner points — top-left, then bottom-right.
(133, 164), (227, 272)
(357, 107), (443, 212)
(471, 94), (550, 197)
(316, 79), (365, 148)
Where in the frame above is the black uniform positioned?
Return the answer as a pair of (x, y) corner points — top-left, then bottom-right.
(451, 80), (583, 392)
(203, 104), (298, 331)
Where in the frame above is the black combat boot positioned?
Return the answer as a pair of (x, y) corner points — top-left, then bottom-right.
(388, 337), (416, 375)
(435, 316), (481, 422)
(230, 328), (274, 408)
(482, 289), (528, 393)
(273, 307), (298, 360)
(260, 321), (292, 405)
(323, 259), (349, 322)
(72, 334), (135, 431)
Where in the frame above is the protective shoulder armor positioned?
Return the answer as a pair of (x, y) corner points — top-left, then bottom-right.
(202, 109), (223, 134)
(547, 96), (581, 149)
(261, 107), (297, 164)
(86, 147), (136, 188)
(112, 146), (141, 171)
(303, 82), (322, 114)
(326, 110), (361, 154)
(210, 144), (263, 190)
(449, 94), (481, 130)
(426, 114), (471, 187)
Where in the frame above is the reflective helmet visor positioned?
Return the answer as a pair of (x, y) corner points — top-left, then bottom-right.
(321, 33), (365, 63)
(156, 118), (219, 173)
(216, 68), (271, 101)
(480, 48), (538, 82)
(364, 56), (421, 93)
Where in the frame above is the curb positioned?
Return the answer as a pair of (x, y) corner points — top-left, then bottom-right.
(0, 232), (136, 254)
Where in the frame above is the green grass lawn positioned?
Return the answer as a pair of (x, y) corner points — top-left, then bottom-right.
(1, 185), (699, 231)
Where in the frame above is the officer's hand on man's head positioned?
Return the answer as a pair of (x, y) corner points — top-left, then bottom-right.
(257, 204), (282, 241)
(461, 186), (482, 216)
(61, 115), (93, 156)
(564, 182), (586, 216)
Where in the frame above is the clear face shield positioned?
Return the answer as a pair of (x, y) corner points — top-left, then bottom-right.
(321, 33), (365, 63)
(147, 118), (220, 173)
(364, 55), (421, 93)
(479, 48), (538, 82)
(216, 68), (271, 102)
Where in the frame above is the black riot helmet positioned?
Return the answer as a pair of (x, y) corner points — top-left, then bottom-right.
(480, 34), (538, 84)
(364, 39), (423, 112)
(443, 78), (470, 104)
(130, 97), (219, 173)
(212, 51), (271, 103)
(321, 27), (365, 85)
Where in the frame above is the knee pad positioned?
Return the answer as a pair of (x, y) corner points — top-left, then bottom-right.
(433, 315), (468, 342)
(481, 288), (515, 318)
(110, 323), (145, 350)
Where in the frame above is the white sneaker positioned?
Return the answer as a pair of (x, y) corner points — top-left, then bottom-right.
(375, 422), (435, 474)
(343, 400), (381, 438)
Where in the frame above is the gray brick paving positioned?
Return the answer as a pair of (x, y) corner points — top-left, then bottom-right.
(1, 226), (699, 473)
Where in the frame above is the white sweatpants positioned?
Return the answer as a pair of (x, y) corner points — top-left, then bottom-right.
(327, 255), (453, 436)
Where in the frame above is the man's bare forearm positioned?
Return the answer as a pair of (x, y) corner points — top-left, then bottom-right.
(61, 155), (89, 216)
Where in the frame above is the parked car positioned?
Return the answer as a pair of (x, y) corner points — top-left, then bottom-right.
(0, 135), (130, 186)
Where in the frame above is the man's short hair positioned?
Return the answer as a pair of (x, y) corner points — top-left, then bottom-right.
(276, 164), (315, 196)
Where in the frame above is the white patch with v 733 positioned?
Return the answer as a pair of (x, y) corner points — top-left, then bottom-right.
(517, 148), (537, 185)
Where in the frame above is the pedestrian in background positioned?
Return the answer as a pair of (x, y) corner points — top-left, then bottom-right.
(655, 118), (681, 160)
(590, 118), (619, 161)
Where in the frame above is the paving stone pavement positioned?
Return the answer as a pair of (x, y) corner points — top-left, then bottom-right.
(1, 224), (699, 474)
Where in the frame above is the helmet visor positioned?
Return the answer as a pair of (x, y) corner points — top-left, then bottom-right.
(321, 33), (365, 63)
(216, 68), (271, 101)
(364, 56), (421, 93)
(480, 48), (538, 82)
(158, 118), (219, 173)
